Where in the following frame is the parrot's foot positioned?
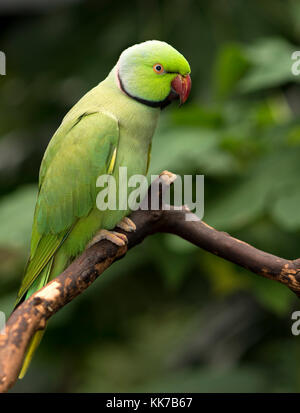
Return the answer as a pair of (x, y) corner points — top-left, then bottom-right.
(159, 170), (177, 185)
(86, 229), (128, 248)
(116, 217), (136, 232)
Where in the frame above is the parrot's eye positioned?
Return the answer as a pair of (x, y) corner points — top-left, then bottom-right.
(153, 63), (164, 74)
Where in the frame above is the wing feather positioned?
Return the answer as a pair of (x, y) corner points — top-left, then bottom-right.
(16, 110), (119, 303)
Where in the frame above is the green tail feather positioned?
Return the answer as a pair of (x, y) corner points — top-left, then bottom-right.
(17, 246), (70, 378)
(19, 329), (45, 379)
(18, 258), (53, 379)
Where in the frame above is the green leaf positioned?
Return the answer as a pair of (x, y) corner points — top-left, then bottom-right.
(272, 192), (300, 231)
(213, 43), (250, 99)
(205, 178), (267, 231)
(250, 276), (294, 315)
(150, 127), (237, 176)
(238, 38), (297, 93)
(0, 185), (37, 248)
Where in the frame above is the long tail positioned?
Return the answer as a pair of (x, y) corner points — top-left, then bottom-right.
(17, 258), (53, 379)
(18, 329), (46, 379)
(16, 239), (70, 378)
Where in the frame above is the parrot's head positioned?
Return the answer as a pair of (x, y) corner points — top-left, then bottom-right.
(116, 40), (191, 109)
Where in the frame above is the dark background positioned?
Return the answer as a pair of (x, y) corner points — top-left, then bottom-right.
(1, 0), (300, 392)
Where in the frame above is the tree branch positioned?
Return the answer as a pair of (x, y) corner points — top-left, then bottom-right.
(1, 172), (300, 392)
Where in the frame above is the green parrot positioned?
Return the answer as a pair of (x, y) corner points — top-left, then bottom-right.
(15, 40), (191, 378)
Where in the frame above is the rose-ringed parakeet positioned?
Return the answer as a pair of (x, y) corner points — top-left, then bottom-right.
(15, 40), (191, 378)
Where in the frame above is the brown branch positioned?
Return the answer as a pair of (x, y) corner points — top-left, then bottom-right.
(1, 172), (300, 392)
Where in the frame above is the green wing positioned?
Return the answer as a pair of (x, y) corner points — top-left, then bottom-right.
(16, 110), (119, 303)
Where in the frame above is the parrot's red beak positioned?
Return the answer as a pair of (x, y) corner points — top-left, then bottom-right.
(171, 74), (191, 105)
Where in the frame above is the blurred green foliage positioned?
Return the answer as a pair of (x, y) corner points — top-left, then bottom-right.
(1, 0), (300, 392)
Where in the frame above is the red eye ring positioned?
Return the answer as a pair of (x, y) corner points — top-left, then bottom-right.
(153, 63), (164, 74)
